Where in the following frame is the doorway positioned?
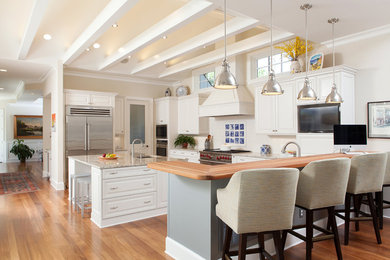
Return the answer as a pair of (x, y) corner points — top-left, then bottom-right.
(125, 99), (153, 155)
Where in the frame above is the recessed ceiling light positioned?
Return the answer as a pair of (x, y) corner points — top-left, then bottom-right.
(93, 43), (100, 49)
(162, 35), (167, 39)
(0, 69), (7, 72)
(203, 45), (207, 48)
(164, 61), (167, 65)
(118, 47), (125, 53)
(112, 23), (118, 28)
(85, 48), (90, 52)
(43, 34), (52, 40)
(128, 55), (131, 59)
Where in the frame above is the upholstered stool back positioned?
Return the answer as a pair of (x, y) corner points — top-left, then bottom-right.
(216, 168), (299, 234)
(347, 153), (387, 194)
(383, 152), (390, 185)
(295, 158), (351, 210)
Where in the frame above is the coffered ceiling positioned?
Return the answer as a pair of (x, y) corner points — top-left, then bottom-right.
(0, 0), (389, 90)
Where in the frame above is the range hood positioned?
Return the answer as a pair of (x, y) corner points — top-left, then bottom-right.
(199, 87), (254, 117)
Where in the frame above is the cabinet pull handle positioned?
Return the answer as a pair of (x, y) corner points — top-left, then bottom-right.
(160, 120), (163, 122)
(144, 183), (151, 186)
(144, 200), (151, 204)
(110, 187), (118, 190)
(110, 206), (118, 210)
(143, 169), (151, 172)
(110, 172), (118, 175)
(186, 130), (189, 132)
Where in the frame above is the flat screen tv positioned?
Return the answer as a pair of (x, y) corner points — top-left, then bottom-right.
(298, 104), (340, 133)
(333, 125), (367, 145)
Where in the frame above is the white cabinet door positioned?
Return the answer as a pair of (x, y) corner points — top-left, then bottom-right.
(157, 171), (168, 208)
(115, 97), (124, 135)
(90, 94), (113, 107)
(186, 97), (199, 134)
(276, 82), (297, 134)
(178, 98), (190, 134)
(65, 92), (90, 106)
(316, 73), (341, 101)
(155, 100), (169, 125)
(255, 88), (277, 134)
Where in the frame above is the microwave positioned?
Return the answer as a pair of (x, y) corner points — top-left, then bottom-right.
(156, 124), (167, 139)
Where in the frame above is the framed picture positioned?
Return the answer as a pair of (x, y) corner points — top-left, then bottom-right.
(309, 53), (324, 71)
(367, 101), (390, 138)
(14, 115), (43, 139)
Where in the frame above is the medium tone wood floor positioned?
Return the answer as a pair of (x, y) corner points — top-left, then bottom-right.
(0, 162), (389, 259)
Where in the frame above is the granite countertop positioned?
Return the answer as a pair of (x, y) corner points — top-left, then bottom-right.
(69, 152), (181, 169)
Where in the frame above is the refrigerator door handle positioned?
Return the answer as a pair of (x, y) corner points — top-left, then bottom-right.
(84, 124), (88, 151)
(87, 123), (90, 151)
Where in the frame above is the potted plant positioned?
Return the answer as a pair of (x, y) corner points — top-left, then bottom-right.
(174, 134), (196, 149)
(275, 36), (313, 73)
(10, 139), (35, 163)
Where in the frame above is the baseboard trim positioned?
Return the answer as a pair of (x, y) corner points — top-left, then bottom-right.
(42, 170), (50, 178)
(50, 179), (65, 190)
(165, 237), (206, 260)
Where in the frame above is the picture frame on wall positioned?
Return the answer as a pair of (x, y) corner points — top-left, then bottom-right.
(367, 101), (390, 138)
(14, 115), (43, 139)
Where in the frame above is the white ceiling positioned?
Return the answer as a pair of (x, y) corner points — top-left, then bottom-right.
(0, 0), (389, 98)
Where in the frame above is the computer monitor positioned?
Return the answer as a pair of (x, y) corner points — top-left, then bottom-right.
(333, 124), (367, 152)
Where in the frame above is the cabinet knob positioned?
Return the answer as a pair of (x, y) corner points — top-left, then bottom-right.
(160, 120), (163, 122)
(144, 183), (151, 186)
(110, 187), (118, 190)
(144, 200), (151, 204)
(186, 130), (189, 132)
(110, 206), (118, 210)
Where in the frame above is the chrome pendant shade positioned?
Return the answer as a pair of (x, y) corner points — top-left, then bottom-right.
(214, 0), (238, 90)
(297, 4), (317, 101)
(261, 0), (283, 95)
(326, 18), (343, 103)
(261, 70), (284, 95)
(214, 60), (238, 90)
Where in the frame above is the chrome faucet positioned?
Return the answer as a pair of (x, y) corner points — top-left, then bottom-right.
(132, 139), (144, 159)
(281, 141), (301, 157)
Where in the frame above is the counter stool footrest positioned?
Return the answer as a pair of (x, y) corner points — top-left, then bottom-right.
(312, 234), (335, 242)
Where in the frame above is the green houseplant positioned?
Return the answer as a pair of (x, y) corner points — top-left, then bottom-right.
(10, 139), (35, 163)
(174, 134), (196, 149)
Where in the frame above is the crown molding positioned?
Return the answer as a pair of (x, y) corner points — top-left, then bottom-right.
(64, 69), (175, 87)
(321, 23), (390, 48)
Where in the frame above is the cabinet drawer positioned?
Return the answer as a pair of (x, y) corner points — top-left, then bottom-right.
(103, 167), (155, 179)
(103, 175), (156, 199)
(102, 192), (156, 219)
(233, 156), (266, 163)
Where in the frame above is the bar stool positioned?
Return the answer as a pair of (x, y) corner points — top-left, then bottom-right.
(335, 153), (387, 245)
(282, 158), (351, 260)
(216, 168), (299, 260)
(76, 176), (92, 217)
(375, 151), (390, 229)
(70, 173), (90, 210)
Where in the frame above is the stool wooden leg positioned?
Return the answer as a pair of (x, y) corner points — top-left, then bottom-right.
(328, 207), (343, 260)
(367, 193), (382, 244)
(272, 231), (284, 260)
(375, 190), (384, 230)
(257, 233), (265, 260)
(238, 234), (247, 260)
(281, 230), (288, 251)
(353, 194), (361, 231)
(344, 193), (351, 245)
(306, 210), (313, 260)
(222, 225), (232, 259)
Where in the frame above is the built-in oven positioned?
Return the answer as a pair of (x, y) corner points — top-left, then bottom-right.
(156, 125), (167, 139)
(156, 140), (168, 157)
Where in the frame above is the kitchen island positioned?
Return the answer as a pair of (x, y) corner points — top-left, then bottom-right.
(68, 153), (178, 228)
(147, 153), (354, 260)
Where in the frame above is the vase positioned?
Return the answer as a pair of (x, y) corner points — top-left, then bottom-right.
(182, 143), (188, 149)
(290, 60), (302, 74)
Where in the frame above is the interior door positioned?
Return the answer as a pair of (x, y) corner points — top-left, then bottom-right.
(126, 99), (153, 155)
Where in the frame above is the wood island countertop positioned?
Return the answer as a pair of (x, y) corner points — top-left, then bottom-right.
(147, 153), (354, 180)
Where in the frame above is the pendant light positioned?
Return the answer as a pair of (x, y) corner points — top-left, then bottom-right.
(325, 18), (343, 103)
(261, 0), (283, 95)
(297, 4), (317, 100)
(214, 0), (238, 90)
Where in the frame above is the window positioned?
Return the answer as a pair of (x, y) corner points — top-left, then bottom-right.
(257, 54), (291, 78)
(199, 71), (215, 89)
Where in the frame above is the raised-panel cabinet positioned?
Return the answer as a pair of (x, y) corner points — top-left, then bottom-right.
(177, 95), (208, 135)
(64, 90), (116, 107)
(114, 97), (124, 135)
(65, 92), (90, 106)
(155, 99), (169, 125)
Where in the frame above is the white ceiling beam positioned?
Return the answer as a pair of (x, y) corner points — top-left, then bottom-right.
(159, 30), (294, 78)
(130, 16), (259, 75)
(98, 0), (215, 71)
(18, 0), (49, 60)
(63, 0), (139, 65)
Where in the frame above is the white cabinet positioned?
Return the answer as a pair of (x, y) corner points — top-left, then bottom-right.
(255, 81), (297, 135)
(155, 99), (169, 125)
(65, 90), (115, 107)
(115, 97), (124, 135)
(232, 156), (266, 163)
(157, 171), (168, 208)
(177, 95), (208, 135)
(169, 149), (200, 163)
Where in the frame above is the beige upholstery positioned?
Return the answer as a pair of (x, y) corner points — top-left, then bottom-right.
(383, 152), (390, 185)
(295, 158), (351, 210)
(216, 168), (299, 234)
(347, 153), (388, 194)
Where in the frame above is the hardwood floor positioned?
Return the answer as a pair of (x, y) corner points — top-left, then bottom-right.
(0, 161), (390, 259)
